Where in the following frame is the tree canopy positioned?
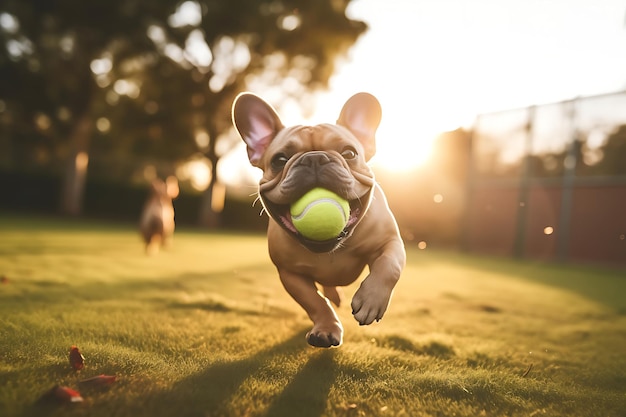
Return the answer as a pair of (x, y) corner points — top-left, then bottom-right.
(0, 0), (366, 221)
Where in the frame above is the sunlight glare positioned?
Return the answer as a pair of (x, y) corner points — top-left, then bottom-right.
(177, 157), (212, 191)
(218, 143), (263, 197)
(308, 89), (446, 172)
(372, 122), (437, 171)
(168, 1), (201, 28)
(311, 0), (626, 173)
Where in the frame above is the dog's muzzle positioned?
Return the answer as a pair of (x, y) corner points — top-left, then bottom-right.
(259, 151), (374, 253)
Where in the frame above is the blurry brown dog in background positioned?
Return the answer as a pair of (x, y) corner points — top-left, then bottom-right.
(139, 176), (179, 254)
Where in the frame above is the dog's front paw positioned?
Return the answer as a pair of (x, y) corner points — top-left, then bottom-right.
(351, 282), (392, 326)
(306, 322), (343, 348)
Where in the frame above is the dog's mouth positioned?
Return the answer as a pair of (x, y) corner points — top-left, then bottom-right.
(261, 189), (373, 253)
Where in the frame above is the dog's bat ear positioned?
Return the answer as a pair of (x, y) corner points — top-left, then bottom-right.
(232, 93), (284, 168)
(336, 93), (382, 161)
(165, 176), (179, 199)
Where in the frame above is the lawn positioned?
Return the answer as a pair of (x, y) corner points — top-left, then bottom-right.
(0, 214), (625, 417)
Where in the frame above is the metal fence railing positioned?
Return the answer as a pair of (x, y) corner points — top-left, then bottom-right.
(464, 91), (626, 265)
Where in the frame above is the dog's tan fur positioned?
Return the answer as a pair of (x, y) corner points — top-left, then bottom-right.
(139, 176), (179, 254)
(233, 92), (405, 347)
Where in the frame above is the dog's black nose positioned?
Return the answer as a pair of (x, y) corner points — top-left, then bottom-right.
(299, 151), (331, 167)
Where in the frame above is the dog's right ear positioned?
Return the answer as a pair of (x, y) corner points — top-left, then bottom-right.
(165, 176), (179, 199)
(232, 93), (284, 168)
(336, 92), (382, 162)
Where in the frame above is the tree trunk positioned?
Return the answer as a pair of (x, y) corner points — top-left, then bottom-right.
(59, 112), (92, 216)
(197, 152), (225, 228)
(197, 183), (223, 228)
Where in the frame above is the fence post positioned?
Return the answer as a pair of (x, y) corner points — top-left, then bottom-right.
(460, 117), (478, 253)
(512, 106), (535, 258)
(556, 98), (579, 261)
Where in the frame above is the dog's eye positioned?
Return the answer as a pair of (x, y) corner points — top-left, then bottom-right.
(271, 153), (289, 170)
(341, 147), (357, 160)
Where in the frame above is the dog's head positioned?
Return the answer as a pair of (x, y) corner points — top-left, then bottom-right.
(150, 176), (179, 202)
(232, 92), (382, 252)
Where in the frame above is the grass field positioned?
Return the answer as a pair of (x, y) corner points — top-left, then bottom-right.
(1, 214), (625, 417)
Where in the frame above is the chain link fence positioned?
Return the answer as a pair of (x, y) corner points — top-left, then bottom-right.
(464, 91), (626, 265)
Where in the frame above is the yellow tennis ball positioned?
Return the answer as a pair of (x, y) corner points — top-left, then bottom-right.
(290, 188), (350, 241)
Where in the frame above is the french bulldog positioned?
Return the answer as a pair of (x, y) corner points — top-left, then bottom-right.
(139, 176), (179, 254)
(232, 92), (406, 347)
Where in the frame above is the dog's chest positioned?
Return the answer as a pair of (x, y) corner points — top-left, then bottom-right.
(272, 249), (367, 286)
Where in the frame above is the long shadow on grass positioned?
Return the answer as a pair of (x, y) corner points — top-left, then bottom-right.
(0, 265), (273, 310)
(420, 251), (626, 310)
(263, 349), (336, 417)
(127, 329), (336, 417)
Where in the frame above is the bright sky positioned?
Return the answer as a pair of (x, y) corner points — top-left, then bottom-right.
(309, 0), (626, 170)
(220, 0), (626, 188)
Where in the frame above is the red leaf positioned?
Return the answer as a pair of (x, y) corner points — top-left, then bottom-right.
(69, 346), (85, 370)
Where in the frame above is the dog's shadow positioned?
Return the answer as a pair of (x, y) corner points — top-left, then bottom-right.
(263, 349), (336, 417)
(126, 330), (337, 417)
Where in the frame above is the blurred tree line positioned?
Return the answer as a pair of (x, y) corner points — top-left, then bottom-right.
(0, 0), (365, 226)
(545, 125), (626, 177)
(476, 122), (626, 179)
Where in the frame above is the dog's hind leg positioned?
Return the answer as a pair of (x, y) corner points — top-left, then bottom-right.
(323, 286), (342, 307)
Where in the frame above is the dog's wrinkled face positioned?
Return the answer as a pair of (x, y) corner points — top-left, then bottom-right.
(257, 123), (375, 252)
(233, 93), (382, 252)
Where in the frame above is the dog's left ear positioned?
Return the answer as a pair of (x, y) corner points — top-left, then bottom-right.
(337, 92), (382, 161)
(232, 93), (284, 168)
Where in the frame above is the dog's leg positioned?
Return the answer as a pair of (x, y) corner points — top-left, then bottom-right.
(351, 240), (405, 325)
(279, 270), (343, 347)
(322, 286), (342, 306)
(145, 234), (162, 255)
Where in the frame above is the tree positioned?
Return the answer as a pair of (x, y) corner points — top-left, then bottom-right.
(0, 0), (366, 225)
(586, 125), (626, 176)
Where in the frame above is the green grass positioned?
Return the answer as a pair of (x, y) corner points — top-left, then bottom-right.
(1, 214), (625, 417)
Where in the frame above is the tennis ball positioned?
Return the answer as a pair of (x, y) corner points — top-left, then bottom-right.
(290, 188), (350, 241)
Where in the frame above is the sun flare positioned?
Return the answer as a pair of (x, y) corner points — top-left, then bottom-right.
(305, 91), (453, 172)
(370, 121), (438, 171)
